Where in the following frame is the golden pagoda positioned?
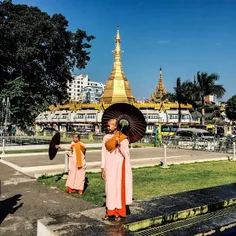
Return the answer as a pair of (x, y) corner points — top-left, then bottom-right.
(100, 27), (135, 104)
(151, 67), (167, 102)
(47, 28), (192, 119)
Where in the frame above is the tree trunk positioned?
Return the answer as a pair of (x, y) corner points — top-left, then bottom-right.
(201, 96), (205, 126)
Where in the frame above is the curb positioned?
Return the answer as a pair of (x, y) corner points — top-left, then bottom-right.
(37, 217), (57, 236)
(125, 198), (236, 232)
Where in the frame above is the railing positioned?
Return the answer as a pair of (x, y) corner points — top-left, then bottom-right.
(162, 136), (235, 153)
(0, 132), (104, 146)
(0, 136), (50, 145)
(1, 131), (235, 154)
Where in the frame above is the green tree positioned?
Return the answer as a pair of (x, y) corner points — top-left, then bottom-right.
(197, 72), (225, 125)
(174, 78), (192, 125)
(0, 1), (95, 127)
(163, 79), (197, 125)
(226, 95), (236, 121)
(180, 81), (201, 110)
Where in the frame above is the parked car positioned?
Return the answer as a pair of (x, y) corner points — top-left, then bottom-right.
(175, 128), (215, 140)
(226, 136), (236, 143)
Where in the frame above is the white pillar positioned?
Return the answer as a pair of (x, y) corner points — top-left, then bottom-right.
(161, 144), (169, 168)
(233, 142), (235, 160)
(62, 152), (69, 179)
(64, 152), (69, 173)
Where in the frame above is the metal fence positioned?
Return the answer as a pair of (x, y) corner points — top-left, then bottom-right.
(1, 132), (235, 155)
(0, 132), (104, 146)
(162, 136), (235, 154)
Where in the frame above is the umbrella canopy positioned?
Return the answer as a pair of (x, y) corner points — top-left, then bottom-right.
(102, 103), (147, 143)
(48, 132), (60, 160)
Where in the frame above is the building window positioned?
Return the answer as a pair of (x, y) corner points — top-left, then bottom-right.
(76, 114), (85, 119)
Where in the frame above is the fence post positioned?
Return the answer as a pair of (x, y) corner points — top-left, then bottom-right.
(62, 152), (69, 179)
(161, 144), (169, 168)
(233, 142), (236, 160)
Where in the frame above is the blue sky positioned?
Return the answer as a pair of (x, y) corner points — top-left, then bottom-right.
(13, 0), (236, 101)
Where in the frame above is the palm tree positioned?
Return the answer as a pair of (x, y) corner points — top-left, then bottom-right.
(163, 78), (194, 126)
(197, 72), (225, 125)
(174, 78), (191, 126)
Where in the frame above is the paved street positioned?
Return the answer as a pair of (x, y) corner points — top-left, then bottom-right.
(0, 147), (229, 178)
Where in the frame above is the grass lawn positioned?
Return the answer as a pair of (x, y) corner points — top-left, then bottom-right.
(38, 160), (236, 206)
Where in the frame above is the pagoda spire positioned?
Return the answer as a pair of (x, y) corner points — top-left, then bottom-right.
(112, 26), (123, 77)
(100, 27), (135, 104)
(151, 67), (167, 102)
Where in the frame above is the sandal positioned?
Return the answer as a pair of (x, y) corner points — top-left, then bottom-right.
(67, 187), (76, 193)
(102, 215), (109, 221)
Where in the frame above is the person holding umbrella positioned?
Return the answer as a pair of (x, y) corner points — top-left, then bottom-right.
(56, 134), (86, 195)
(101, 103), (146, 222)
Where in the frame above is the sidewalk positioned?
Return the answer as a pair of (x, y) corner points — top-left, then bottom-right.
(0, 162), (95, 236)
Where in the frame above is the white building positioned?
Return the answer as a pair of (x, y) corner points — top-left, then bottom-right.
(78, 86), (104, 104)
(35, 108), (193, 134)
(67, 74), (105, 101)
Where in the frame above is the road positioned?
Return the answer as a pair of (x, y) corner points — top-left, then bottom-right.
(0, 147), (229, 178)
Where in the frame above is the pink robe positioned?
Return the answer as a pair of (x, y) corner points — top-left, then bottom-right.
(66, 142), (86, 190)
(101, 134), (133, 210)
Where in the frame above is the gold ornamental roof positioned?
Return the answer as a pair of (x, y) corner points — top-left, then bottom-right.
(100, 27), (135, 104)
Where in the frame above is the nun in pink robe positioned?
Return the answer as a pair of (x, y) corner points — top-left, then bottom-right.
(66, 142), (86, 194)
(101, 132), (133, 219)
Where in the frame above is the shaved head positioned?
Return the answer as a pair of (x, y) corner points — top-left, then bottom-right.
(109, 118), (118, 126)
(107, 118), (118, 133)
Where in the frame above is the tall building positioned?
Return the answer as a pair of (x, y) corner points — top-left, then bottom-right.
(78, 86), (104, 104)
(67, 74), (105, 101)
(100, 27), (135, 104)
(151, 67), (167, 102)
